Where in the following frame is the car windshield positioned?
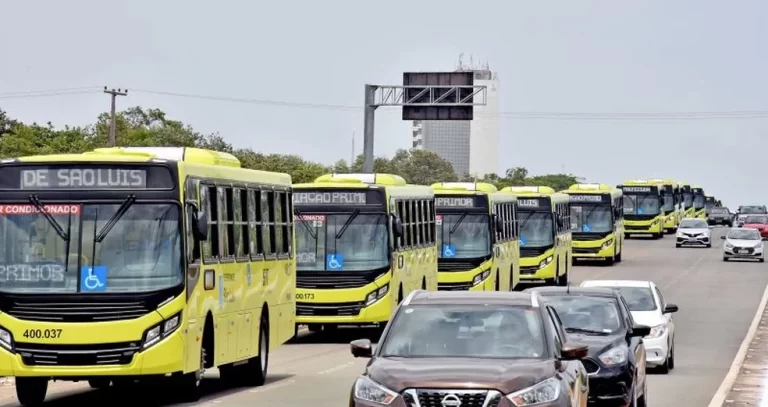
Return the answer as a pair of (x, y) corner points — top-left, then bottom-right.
(544, 295), (623, 334)
(612, 286), (657, 311)
(518, 211), (554, 248)
(728, 229), (760, 240)
(711, 208), (729, 215)
(679, 219), (708, 229)
(693, 195), (705, 209)
(570, 204), (613, 234)
(436, 213), (491, 259)
(294, 213), (389, 271)
(623, 194), (661, 216)
(744, 216), (768, 225)
(0, 203), (182, 293)
(683, 192), (693, 207)
(740, 206), (767, 214)
(379, 305), (545, 359)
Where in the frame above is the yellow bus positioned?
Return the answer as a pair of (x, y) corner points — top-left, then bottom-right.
(292, 173), (437, 332)
(618, 180), (666, 239)
(0, 147), (295, 405)
(692, 186), (706, 220)
(647, 178), (682, 233)
(563, 184), (624, 265)
(501, 186), (571, 286)
(705, 195), (717, 216)
(430, 182), (520, 292)
(679, 182), (695, 218)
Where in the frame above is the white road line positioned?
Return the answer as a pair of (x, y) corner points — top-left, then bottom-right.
(317, 361), (354, 375)
(707, 281), (768, 407)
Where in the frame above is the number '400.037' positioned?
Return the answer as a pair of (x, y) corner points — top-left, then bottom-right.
(22, 329), (62, 339)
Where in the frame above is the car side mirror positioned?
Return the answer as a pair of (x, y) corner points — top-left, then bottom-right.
(560, 342), (589, 360)
(194, 209), (209, 241)
(392, 215), (404, 238)
(709, 226), (714, 229)
(630, 324), (651, 337)
(350, 339), (373, 358)
(720, 236), (726, 240)
(663, 304), (679, 314)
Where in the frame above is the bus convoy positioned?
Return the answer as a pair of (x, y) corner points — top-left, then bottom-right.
(0, 146), (723, 405)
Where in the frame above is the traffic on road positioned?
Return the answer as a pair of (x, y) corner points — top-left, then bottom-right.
(0, 148), (764, 407)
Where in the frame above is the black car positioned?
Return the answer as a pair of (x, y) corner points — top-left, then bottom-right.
(348, 290), (591, 407)
(525, 286), (650, 407)
(707, 207), (733, 226)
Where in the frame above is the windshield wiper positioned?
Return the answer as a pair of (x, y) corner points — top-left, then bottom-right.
(518, 211), (535, 230)
(94, 195), (136, 243)
(294, 208), (318, 240)
(28, 195), (70, 241)
(565, 327), (610, 335)
(335, 209), (360, 239)
(449, 211), (469, 235)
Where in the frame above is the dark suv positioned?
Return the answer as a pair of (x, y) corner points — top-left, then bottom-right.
(707, 207), (732, 226)
(348, 290), (590, 407)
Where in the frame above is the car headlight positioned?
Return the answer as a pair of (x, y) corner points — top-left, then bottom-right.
(725, 243), (733, 249)
(600, 239), (614, 250)
(365, 284), (390, 306)
(755, 243), (763, 249)
(598, 346), (627, 366)
(646, 323), (667, 339)
(0, 327), (13, 351)
(353, 376), (397, 405)
(472, 269), (491, 286)
(142, 312), (182, 349)
(506, 376), (560, 405)
(538, 256), (553, 269)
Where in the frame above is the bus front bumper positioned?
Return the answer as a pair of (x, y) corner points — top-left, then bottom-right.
(572, 237), (614, 260)
(519, 254), (557, 282)
(296, 290), (393, 325)
(437, 267), (492, 292)
(625, 219), (663, 234)
(0, 331), (185, 377)
(663, 214), (677, 230)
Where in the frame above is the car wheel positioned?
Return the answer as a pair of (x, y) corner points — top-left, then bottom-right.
(675, 243), (681, 248)
(760, 258), (765, 263)
(706, 243), (712, 248)
(658, 355), (670, 374)
(668, 341), (675, 370)
(723, 257), (729, 262)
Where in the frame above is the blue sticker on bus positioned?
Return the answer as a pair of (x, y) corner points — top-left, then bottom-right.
(582, 224), (591, 232)
(326, 254), (344, 270)
(80, 266), (107, 292)
(520, 237), (527, 246)
(442, 244), (456, 258)
(637, 208), (644, 214)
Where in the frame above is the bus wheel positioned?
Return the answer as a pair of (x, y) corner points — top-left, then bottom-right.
(15, 377), (48, 406)
(241, 314), (269, 386)
(615, 248), (623, 262)
(88, 379), (110, 389)
(176, 336), (207, 401)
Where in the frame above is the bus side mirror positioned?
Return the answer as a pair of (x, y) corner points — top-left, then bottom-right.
(194, 210), (209, 241)
(494, 215), (504, 231)
(392, 216), (404, 238)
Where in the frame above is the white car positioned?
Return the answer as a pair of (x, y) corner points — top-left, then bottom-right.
(675, 218), (712, 248)
(722, 227), (765, 262)
(580, 279), (678, 373)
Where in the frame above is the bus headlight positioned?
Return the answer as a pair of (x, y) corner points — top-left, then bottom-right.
(142, 312), (182, 349)
(0, 327), (13, 351)
(472, 270), (491, 286)
(538, 256), (553, 269)
(365, 284), (389, 306)
(600, 239), (614, 250)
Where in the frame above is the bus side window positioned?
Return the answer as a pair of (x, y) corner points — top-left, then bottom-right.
(247, 188), (265, 260)
(284, 191), (293, 257)
(184, 178), (200, 264)
(403, 201), (412, 248)
(428, 200), (435, 244)
(395, 200), (405, 251)
(261, 189), (274, 257)
(217, 186), (233, 259)
(416, 200), (424, 246)
(425, 199), (433, 244)
(274, 190), (291, 258)
(273, 190), (285, 258)
(234, 187), (250, 260)
(203, 184), (220, 261)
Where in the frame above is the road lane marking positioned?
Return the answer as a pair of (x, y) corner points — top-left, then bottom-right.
(317, 361), (354, 375)
(707, 280), (768, 407)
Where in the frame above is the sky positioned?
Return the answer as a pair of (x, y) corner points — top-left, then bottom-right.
(1, 0), (767, 207)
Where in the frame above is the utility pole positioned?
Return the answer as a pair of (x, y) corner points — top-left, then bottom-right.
(103, 87), (128, 146)
(351, 131), (355, 167)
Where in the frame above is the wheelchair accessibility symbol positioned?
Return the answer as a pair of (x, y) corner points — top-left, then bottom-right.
(442, 244), (456, 258)
(80, 266), (107, 292)
(326, 254), (344, 270)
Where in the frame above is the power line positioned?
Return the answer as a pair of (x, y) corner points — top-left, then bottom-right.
(0, 86), (101, 96)
(0, 88), (101, 100)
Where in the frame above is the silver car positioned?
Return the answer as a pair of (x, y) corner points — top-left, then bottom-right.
(722, 228), (765, 262)
(675, 218), (712, 248)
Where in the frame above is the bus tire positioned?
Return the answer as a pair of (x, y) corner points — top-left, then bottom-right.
(15, 377), (48, 407)
(421, 278), (426, 290)
(616, 248), (622, 262)
(242, 312), (269, 387)
(88, 379), (110, 389)
(177, 317), (212, 402)
(494, 271), (500, 291)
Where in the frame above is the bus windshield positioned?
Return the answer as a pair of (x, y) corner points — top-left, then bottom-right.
(295, 213), (389, 271)
(0, 203), (183, 293)
(693, 195), (705, 209)
(436, 213), (491, 259)
(683, 192), (693, 208)
(662, 195), (675, 212)
(570, 205), (613, 233)
(623, 195), (660, 216)
(518, 211), (554, 248)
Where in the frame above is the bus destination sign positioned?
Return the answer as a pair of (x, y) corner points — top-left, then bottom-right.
(293, 190), (383, 206)
(434, 196), (486, 208)
(517, 197), (551, 209)
(20, 168), (147, 190)
(622, 186), (653, 193)
(568, 194), (606, 203)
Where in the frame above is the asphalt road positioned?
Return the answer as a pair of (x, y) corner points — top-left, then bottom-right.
(1, 226), (766, 407)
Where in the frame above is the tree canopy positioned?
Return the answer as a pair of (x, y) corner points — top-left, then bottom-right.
(0, 106), (581, 188)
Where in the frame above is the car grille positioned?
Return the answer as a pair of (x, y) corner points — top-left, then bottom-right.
(581, 357), (601, 374)
(403, 389), (502, 407)
(684, 233), (701, 238)
(734, 247), (755, 254)
(295, 301), (364, 317)
(16, 342), (140, 366)
(5, 300), (149, 323)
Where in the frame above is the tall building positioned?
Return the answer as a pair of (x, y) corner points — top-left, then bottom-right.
(411, 63), (500, 178)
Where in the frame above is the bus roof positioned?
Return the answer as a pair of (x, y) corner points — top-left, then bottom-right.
(501, 186), (556, 195)
(11, 147), (242, 167)
(431, 182), (498, 193)
(294, 173), (432, 199)
(312, 173), (407, 186)
(566, 183), (614, 192)
(622, 179), (651, 185)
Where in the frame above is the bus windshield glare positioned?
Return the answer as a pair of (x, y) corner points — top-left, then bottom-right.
(0, 203), (183, 293)
(693, 195), (705, 209)
(623, 195), (660, 216)
(436, 213), (491, 259)
(570, 205), (613, 233)
(518, 211), (554, 247)
(295, 213), (389, 271)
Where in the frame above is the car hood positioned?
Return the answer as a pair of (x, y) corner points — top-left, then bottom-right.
(564, 333), (626, 357)
(367, 357), (557, 394)
(678, 228), (709, 235)
(726, 238), (761, 248)
(629, 310), (664, 327)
